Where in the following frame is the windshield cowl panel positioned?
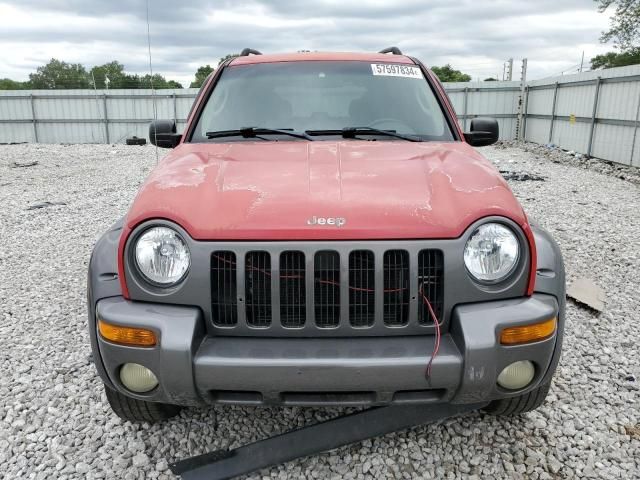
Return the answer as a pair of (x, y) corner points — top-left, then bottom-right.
(191, 61), (454, 143)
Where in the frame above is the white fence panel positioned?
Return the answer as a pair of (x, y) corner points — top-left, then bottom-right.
(1, 67), (639, 167)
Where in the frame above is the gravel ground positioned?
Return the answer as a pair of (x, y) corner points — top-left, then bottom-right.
(1, 143), (638, 480)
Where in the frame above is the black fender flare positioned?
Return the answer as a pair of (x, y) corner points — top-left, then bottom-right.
(530, 220), (566, 385)
(87, 218), (124, 388)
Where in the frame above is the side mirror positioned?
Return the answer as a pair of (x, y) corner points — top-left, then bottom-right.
(149, 120), (181, 148)
(463, 117), (499, 147)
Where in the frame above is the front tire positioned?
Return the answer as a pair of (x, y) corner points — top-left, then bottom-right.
(104, 385), (182, 423)
(483, 381), (551, 416)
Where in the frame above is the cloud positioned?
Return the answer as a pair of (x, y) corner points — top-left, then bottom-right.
(0, 0), (612, 85)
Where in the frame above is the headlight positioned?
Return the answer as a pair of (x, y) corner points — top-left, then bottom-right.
(463, 223), (520, 282)
(134, 226), (190, 286)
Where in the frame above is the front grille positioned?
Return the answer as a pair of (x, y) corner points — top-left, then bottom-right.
(211, 251), (237, 326)
(280, 251), (306, 327)
(314, 251), (340, 328)
(210, 247), (444, 335)
(349, 250), (375, 327)
(383, 250), (410, 326)
(418, 250), (444, 325)
(245, 251), (272, 327)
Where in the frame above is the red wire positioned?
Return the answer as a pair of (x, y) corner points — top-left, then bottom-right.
(213, 253), (441, 377)
(419, 284), (441, 379)
(213, 254), (407, 293)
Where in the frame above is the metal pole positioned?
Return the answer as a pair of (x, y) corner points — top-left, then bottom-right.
(587, 77), (602, 158)
(172, 92), (177, 125)
(517, 58), (528, 141)
(29, 93), (38, 143)
(522, 85), (530, 141)
(548, 82), (559, 144)
(462, 87), (469, 130)
(629, 88), (640, 165)
(102, 94), (110, 144)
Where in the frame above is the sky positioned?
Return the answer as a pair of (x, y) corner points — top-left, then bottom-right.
(0, 0), (614, 87)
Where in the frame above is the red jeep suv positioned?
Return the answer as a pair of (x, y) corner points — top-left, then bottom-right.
(88, 48), (564, 423)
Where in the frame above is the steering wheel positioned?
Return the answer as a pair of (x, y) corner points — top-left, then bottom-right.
(367, 118), (415, 133)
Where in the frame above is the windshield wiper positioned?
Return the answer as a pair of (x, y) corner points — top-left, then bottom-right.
(305, 127), (422, 142)
(206, 127), (313, 141)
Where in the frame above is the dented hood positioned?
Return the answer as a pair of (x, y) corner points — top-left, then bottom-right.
(125, 141), (526, 240)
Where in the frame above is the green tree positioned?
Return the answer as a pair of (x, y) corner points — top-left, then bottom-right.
(0, 78), (29, 89)
(590, 48), (640, 68)
(166, 80), (183, 89)
(218, 53), (239, 66)
(595, 0), (640, 50)
(28, 59), (90, 89)
(430, 64), (472, 82)
(89, 61), (131, 89)
(190, 64), (214, 88)
(138, 73), (183, 89)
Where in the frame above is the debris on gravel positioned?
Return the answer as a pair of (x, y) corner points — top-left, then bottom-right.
(567, 278), (606, 313)
(10, 160), (38, 168)
(26, 200), (68, 210)
(499, 170), (546, 182)
(495, 140), (640, 185)
(1, 143), (638, 479)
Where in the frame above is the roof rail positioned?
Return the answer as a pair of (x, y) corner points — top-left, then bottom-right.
(240, 48), (263, 57)
(379, 47), (403, 55)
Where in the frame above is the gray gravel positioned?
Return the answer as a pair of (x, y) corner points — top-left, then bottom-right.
(1, 143), (638, 479)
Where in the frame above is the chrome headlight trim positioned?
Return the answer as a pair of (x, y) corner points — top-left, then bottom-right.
(463, 222), (521, 284)
(133, 225), (191, 287)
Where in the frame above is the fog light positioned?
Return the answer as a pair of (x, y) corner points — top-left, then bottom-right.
(119, 363), (158, 393)
(497, 360), (535, 390)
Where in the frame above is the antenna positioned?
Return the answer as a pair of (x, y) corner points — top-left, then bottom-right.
(146, 0), (159, 163)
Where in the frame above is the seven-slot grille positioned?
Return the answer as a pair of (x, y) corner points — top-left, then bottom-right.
(210, 249), (444, 332)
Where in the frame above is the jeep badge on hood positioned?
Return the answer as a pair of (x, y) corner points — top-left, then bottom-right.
(307, 216), (346, 227)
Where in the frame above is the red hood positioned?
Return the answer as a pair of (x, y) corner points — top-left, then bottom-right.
(125, 141), (526, 240)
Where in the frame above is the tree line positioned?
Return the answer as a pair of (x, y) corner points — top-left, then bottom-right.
(590, 0), (639, 69)
(0, 59), (184, 90)
(0, 55), (480, 90)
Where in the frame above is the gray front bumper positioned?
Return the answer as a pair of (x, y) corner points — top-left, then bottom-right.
(95, 293), (560, 407)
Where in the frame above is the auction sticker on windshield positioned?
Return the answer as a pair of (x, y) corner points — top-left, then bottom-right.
(371, 64), (423, 79)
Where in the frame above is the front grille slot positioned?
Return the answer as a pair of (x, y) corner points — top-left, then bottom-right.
(280, 251), (306, 327)
(245, 251), (272, 327)
(210, 251), (238, 326)
(314, 251), (340, 328)
(418, 250), (444, 325)
(349, 250), (375, 327)
(383, 250), (410, 326)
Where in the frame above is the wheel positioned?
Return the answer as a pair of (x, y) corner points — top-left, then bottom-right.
(104, 384), (182, 423)
(483, 381), (552, 416)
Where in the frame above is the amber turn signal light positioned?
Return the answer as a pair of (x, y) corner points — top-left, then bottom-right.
(98, 319), (157, 347)
(500, 317), (556, 345)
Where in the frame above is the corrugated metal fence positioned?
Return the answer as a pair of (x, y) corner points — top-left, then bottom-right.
(1, 65), (639, 167)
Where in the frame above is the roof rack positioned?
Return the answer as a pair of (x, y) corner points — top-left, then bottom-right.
(378, 47), (402, 55)
(379, 47), (403, 55)
(240, 48), (263, 56)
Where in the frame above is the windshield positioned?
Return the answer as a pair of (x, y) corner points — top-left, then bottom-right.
(191, 61), (455, 142)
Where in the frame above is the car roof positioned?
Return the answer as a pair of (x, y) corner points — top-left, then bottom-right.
(229, 51), (416, 66)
